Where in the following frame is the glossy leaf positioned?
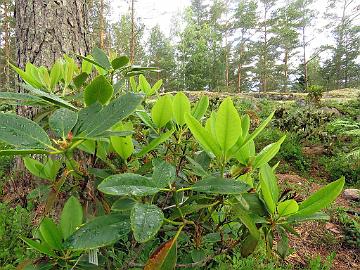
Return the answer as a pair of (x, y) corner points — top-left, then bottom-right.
(111, 56), (129, 70)
(136, 129), (174, 157)
(172, 92), (191, 126)
(215, 97), (241, 153)
(241, 234), (258, 257)
(0, 149), (51, 156)
(74, 93), (143, 137)
(84, 75), (114, 106)
(286, 212), (329, 223)
(50, 60), (62, 90)
(151, 95), (173, 128)
(39, 217), (63, 250)
(151, 79), (163, 94)
(259, 163), (279, 215)
(253, 135), (286, 168)
(294, 177), (345, 217)
(111, 197), (137, 212)
(65, 214), (130, 250)
(21, 237), (56, 257)
(152, 159), (176, 188)
(92, 47), (111, 70)
(192, 176), (250, 194)
(110, 122), (134, 160)
(0, 113), (52, 149)
(49, 108), (78, 138)
(98, 173), (161, 196)
(144, 239), (177, 270)
(23, 157), (60, 181)
(277, 199), (299, 217)
(81, 55), (93, 74)
(60, 196), (83, 240)
(185, 113), (221, 157)
(0, 92), (46, 106)
(192, 96), (209, 120)
(139, 74), (152, 95)
(131, 203), (164, 243)
(9, 63), (43, 88)
(232, 204), (260, 239)
(23, 84), (77, 110)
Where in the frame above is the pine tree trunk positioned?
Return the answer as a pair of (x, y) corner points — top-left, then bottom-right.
(15, 0), (90, 70)
(14, 0), (90, 169)
(3, 0), (11, 88)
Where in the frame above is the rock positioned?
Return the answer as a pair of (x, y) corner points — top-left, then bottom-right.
(319, 107), (341, 116)
(325, 223), (341, 234)
(343, 189), (360, 201)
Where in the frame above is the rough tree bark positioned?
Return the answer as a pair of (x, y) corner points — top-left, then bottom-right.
(15, 0), (90, 70)
(14, 0), (90, 169)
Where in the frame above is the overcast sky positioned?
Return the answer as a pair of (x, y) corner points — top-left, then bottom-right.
(108, 0), (359, 60)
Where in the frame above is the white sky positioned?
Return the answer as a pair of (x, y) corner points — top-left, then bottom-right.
(108, 0), (359, 61)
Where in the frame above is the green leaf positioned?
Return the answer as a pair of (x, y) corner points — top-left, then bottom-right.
(151, 79), (163, 94)
(277, 199), (299, 217)
(152, 160), (176, 188)
(170, 203), (214, 220)
(253, 135), (286, 168)
(49, 108), (78, 138)
(231, 112), (274, 156)
(84, 75), (114, 106)
(0, 149), (51, 156)
(21, 237), (56, 257)
(39, 217), (63, 250)
(241, 234), (258, 257)
(192, 96), (209, 120)
(0, 92), (46, 106)
(79, 55), (105, 71)
(185, 113), (221, 157)
(138, 74), (152, 95)
(192, 176), (250, 194)
(234, 139), (255, 165)
(136, 110), (157, 132)
(244, 112), (274, 145)
(112, 197), (137, 212)
(92, 47), (111, 70)
(74, 93), (143, 138)
(136, 129), (174, 157)
(232, 204), (260, 239)
(0, 113), (52, 149)
(73, 72), (89, 89)
(151, 95), (173, 128)
(98, 173), (161, 196)
(215, 97), (241, 153)
(65, 214), (130, 250)
(9, 62), (43, 88)
(60, 196), (83, 240)
(286, 212), (329, 223)
(111, 56), (129, 70)
(22, 84), (77, 110)
(50, 60), (62, 90)
(81, 55), (93, 74)
(294, 177), (345, 217)
(23, 157), (60, 180)
(144, 239), (177, 270)
(131, 203), (164, 243)
(130, 76), (137, 92)
(110, 122), (134, 160)
(259, 163), (279, 215)
(172, 92), (191, 126)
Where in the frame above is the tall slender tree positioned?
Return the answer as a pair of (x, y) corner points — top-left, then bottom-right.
(232, 0), (258, 92)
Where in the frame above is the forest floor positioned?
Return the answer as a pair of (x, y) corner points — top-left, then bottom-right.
(278, 173), (359, 270)
(275, 138), (360, 270)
